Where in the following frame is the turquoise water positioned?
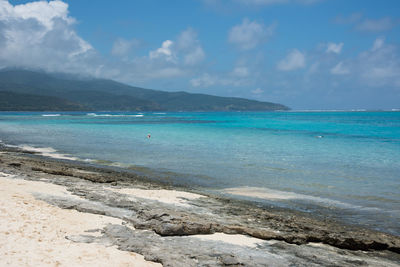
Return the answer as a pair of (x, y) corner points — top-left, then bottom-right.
(0, 111), (399, 235)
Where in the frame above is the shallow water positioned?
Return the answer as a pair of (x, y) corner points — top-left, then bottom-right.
(0, 111), (399, 235)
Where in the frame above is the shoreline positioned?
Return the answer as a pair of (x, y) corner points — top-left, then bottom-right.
(1, 144), (400, 266)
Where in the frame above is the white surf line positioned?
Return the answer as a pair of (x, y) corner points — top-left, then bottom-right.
(41, 114), (61, 117)
(222, 186), (367, 210)
(5, 144), (79, 161)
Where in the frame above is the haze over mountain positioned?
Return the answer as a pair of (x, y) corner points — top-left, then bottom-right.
(0, 69), (288, 111)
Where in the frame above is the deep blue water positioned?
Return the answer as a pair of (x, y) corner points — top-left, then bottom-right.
(0, 111), (399, 235)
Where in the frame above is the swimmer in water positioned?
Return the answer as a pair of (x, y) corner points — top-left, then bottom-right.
(147, 133), (151, 139)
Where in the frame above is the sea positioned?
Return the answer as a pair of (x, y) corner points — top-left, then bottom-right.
(0, 111), (399, 235)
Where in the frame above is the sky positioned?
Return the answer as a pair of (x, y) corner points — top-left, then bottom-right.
(1, 0), (400, 110)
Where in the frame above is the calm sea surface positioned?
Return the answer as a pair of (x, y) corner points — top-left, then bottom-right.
(1, 111), (399, 235)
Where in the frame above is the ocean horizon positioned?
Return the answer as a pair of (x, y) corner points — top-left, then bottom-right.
(1, 110), (399, 236)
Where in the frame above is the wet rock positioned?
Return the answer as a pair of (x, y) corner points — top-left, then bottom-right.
(8, 162), (21, 167)
(219, 255), (243, 266)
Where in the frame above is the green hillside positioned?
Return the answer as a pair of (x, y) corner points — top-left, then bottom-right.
(0, 69), (289, 111)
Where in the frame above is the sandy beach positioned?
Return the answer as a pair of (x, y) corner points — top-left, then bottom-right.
(0, 172), (161, 267)
(1, 145), (400, 266)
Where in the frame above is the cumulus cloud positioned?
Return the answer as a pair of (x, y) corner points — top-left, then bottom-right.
(149, 40), (175, 61)
(321, 38), (400, 87)
(149, 28), (205, 66)
(190, 65), (253, 88)
(0, 1), (208, 85)
(277, 49), (306, 71)
(356, 38), (400, 87)
(330, 62), (349, 75)
(228, 18), (275, 50)
(190, 73), (216, 87)
(0, 0), (93, 72)
(372, 37), (385, 51)
(5, 0), (76, 28)
(111, 38), (140, 57)
(326, 42), (343, 54)
(108, 28), (206, 83)
(251, 88), (264, 94)
(232, 66), (249, 77)
(176, 28), (205, 65)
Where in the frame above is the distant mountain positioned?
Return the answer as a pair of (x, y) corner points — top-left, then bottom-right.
(0, 69), (289, 111)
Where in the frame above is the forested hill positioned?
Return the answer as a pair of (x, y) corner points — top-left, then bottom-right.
(0, 69), (289, 111)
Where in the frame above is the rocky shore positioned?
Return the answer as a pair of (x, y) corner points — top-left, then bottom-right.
(1, 144), (400, 266)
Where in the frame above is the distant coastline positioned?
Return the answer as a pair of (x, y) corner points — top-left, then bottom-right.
(0, 69), (289, 112)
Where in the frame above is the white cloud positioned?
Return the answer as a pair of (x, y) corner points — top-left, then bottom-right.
(190, 73), (216, 87)
(228, 18), (275, 50)
(183, 46), (205, 65)
(0, 0), (93, 72)
(148, 28), (205, 66)
(330, 62), (349, 75)
(356, 38), (400, 87)
(149, 40), (175, 61)
(324, 38), (400, 88)
(232, 66), (249, 77)
(111, 38), (140, 57)
(110, 29), (205, 82)
(277, 49), (306, 71)
(191, 65), (253, 88)
(176, 28), (205, 65)
(308, 62), (320, 74)
(356, 17), (396, 32)
(251, 88), (264, 94)
(326, 42), (343, 54)
(372, 37), (385, 51)
(8, 0), (75, 29)
(0, 1), (203, 84)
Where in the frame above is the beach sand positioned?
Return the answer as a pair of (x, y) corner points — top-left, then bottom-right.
(0, 172), (161, 267)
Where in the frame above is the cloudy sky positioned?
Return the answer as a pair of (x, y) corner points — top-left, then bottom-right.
(1, 0), (399, 109)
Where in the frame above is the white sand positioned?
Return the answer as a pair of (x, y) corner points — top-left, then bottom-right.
(108, 187), (204, 207)
(0, 173), (161, 267)
(192, 233), (267, 248)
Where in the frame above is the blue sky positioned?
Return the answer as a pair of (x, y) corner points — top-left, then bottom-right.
(2, 0), (400, 109)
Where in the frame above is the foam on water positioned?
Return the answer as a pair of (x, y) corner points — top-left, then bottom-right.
(7, 144), (79, 161)
(86, 113), (143, 117)
(42, 114), (61, 117)
(222, 186), (378, 210)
